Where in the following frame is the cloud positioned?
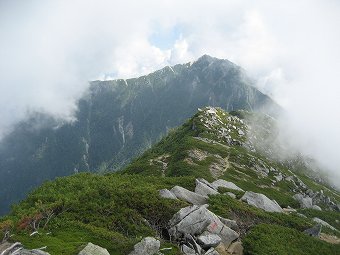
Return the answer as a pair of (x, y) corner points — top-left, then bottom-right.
(1, 0), (340, 186)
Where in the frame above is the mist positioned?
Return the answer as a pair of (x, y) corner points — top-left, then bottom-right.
(0, 1), (339, 187)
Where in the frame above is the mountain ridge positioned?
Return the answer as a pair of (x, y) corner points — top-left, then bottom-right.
(0, 55), (280, 215)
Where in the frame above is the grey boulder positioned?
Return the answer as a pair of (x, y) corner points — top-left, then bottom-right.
(129, 237), (160, 255)
(78, 243), (110, 255)
(313, 217), (338, 231)
(169, 205), (239, 247)
(159, 189), (177, 199)
(170, 186), (208, 205)
(195, 179), (219, 197)
(211, 180), (244, 192)
(241, 191), (283, 213)
(293, 193), (313, 209)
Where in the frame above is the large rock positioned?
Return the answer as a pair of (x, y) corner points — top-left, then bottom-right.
(129, 237), (160, 255)
(293, 193), (313, 209)
(170, 186), (208, 205)
(313, 217), (338, 231)
(159, 189), (177, 199)
(78, 243), (110, 255)
(195, 179), (219, 197)
(169, 205), (239, 247)
(197, 231), (222, 249)
(16, 250), (51, 255)
(241, 191), (283, 213)
(211, 180), (244, 192)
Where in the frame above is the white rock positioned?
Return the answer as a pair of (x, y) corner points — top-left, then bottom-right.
(197, 231), (222, 249)
(78, 243), (110, 255)
(170, 186), (208, 205)
(211, 179), (244, 192)
(195, 179), (219, 197)
(241, 191), (283, 213)
(129, 237), (160, 255)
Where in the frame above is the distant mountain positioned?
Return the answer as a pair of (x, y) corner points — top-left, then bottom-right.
(1, 107), (338, 254)
(0, 55), (280, 215)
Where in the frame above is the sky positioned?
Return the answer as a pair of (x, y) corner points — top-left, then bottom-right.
(0, 0), (340, 186)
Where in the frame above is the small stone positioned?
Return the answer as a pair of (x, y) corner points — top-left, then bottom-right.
(197, 231), (222, 249)
(129, 237), (160, 255)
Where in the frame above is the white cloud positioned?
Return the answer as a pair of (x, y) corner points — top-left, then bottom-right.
(1, 0), (340, 186)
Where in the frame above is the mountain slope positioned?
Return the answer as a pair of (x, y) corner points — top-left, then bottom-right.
(0, 55), (280, 215)
(0, 107), (339, 255)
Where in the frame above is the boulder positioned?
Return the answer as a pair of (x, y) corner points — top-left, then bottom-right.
(169, 205), (239, 247)
(293, 193), (313, 209)
(78, 243), (110, 255)
(169, 205), (215, 238)
(129, 237), (160, 255)
(195, 179), (219, 197)
(226, 241), (243, 255)
(241, 191), (283, 213)
(197, 231), (222, 249)
(304, 224), (322, 237)
(170, 186), (208, 205)
(313, 217), (338, 231)
(211, 180), (244, 192)
(206, 220), (239, 247)
(159, 189), (177, 199)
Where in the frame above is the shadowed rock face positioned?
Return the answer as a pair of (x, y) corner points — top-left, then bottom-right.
(0, 55), (280, 215)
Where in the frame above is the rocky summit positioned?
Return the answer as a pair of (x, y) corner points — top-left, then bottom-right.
(0, 106), (339, 254)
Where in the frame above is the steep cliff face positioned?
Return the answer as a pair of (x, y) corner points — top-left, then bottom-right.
(0, 55), (280, 215)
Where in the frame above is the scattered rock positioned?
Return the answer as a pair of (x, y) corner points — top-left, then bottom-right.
(211, 180), (244, 192)
(304, 224), (322, 237)
(159, 189), (177, 199)
(78, 243), (110, 255)
(197, 231), (222, 249)
(170, 186), (208, 205)
(293, 193), (313, 209)
(129, 237), (160, 255)
(273, 174), (283, 182)
(195, 179), (219, 197)
(226, 241), (243, 255)
(241, 191), (283, 213)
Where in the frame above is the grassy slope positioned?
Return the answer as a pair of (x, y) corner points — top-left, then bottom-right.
(1, 108), (339, 254)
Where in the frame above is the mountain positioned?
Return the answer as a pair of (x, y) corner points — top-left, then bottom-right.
(1, 107), (339, 255)
(0, 55), (280, 215)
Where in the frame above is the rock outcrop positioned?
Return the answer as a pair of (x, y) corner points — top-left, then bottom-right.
(0, 242), (51, 255)
(195, 179), (219, 197)
(159, 189), (177, 199)
(293, 193), (313, 209)
(241, 191), (283, 213)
